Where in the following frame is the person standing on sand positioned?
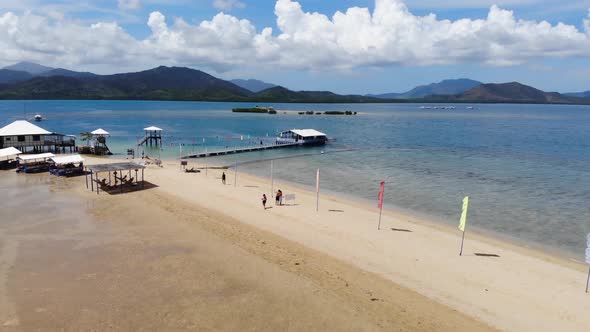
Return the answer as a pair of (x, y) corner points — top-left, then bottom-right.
(278, 189), (283, 205)
(275, 190), (280, 205)
(222, 172), (226, 185)
(262, 194), (267, 209)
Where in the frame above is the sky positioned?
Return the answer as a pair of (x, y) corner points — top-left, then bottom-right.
(0, 0), (590, 94)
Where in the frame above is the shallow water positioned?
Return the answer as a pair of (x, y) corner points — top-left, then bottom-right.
(1, 100), (590, 257)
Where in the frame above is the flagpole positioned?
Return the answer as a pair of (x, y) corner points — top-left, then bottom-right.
(377, 205), (383, 230)
(234, 158), (237, 187)
(316, 169), (320, 212)
(270, 160), (274, 195)
(377, 181), (385, 230)
(459, 229), (466, 256)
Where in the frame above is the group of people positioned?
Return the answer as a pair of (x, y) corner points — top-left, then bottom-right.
(220, 171), (283, 211)
(261, 189), (283, 210)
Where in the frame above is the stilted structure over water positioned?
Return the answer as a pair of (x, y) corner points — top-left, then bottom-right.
(0, 120), (75, 153)
(90, 128), (111, 155)
(139, 126), (163, 147)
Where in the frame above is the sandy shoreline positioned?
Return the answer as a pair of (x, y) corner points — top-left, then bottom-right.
(2, 154), (590, 331)
(132, 156), (590, 331)
(1, 168), (493, 331)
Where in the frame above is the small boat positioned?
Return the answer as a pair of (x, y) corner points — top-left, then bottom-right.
(34, 114), (42, 121)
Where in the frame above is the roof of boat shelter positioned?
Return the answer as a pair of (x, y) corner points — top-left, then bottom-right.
(0, 120), (52, 136)
(289, 129), (327, 137)
(86, 162), (145, 173)
(51, 154), (85, 165)
(18, 153), (56, 161)
(144, 126), (163, 131)
(0, 147), (22, 158)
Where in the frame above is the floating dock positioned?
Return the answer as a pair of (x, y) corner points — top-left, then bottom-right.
(181, 142), (302, 159)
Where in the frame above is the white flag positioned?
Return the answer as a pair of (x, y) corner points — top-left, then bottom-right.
(316, 169), (320, 193)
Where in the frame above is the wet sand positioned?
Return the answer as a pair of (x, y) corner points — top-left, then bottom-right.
(0, 171), (494, 331)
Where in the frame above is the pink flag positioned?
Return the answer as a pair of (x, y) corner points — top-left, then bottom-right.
(377, 181), (385, 209)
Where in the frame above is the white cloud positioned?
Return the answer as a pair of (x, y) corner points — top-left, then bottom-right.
(213, 0), (246, 11)
(1, 0), (589, 73)
(118, 0), (141, 10)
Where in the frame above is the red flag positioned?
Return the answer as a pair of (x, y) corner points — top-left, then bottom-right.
(377, 181), (385, 209)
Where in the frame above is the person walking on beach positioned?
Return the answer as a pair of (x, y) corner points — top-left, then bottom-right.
(262, 194), (267, 210)
(278, 189), (283, 205)
(275, 190), (280, 205)
(222, 172), (226, 185)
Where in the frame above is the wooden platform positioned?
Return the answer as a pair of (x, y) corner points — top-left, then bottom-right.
(181, 142), (302, 159)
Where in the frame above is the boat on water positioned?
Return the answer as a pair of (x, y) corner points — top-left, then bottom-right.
(276, 129), (328, 146)
(34, 114), (42, 121)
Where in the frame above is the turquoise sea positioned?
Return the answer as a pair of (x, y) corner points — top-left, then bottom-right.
(1, 100), (590, 258)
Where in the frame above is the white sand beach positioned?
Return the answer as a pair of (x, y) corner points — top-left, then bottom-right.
(1, 155), (589, 331)
(133, 157), (590, 331)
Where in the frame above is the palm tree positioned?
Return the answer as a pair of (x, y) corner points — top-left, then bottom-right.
(79, 132), (93, 146)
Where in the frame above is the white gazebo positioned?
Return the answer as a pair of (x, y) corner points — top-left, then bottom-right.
(141, 126), (163, 147)
(89, 128), (111, 155)
(91, 128), (110, 136)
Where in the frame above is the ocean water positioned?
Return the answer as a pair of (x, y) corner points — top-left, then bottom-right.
(2, 100), (590, 258)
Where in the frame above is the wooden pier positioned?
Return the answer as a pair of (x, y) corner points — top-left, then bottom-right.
(181, 142), (302, 159)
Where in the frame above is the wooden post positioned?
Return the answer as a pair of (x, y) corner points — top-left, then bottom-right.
(85, 167), (88, 189)
(142, 168), (144, 189)
(586, 266), (590, 293)
(90, 171), (94, 192)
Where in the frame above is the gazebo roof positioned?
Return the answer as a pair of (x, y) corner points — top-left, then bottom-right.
(144, 126), (163, 131)
(91, 128), (110, 135)
(0, 120), (52, 136)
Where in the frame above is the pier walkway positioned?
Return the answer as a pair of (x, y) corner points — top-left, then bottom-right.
(181, 142), (302, 159)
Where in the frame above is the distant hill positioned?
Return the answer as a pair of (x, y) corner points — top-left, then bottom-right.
(230, 79), (276, 93)
(564, 91), (590, 99)
(3, 61), (55, 75)
(371, 79), (482, 99)
(40, 68), (97, 78)
(0, 69), (33, 84)
(254, 86), (383, 103)
(0, 66), (253, 101)
(0, 63), (588, 104)
(426, 82), (587, 104)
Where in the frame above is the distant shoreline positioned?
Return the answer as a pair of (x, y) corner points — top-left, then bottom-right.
(1, 98), (590, 105)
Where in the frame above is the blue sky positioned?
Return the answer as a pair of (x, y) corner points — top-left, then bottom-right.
(1, 0), (589, 94)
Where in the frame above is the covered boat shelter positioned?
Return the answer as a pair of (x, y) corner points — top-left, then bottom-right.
(85, 162), (146, 194)
(50, 154), (85, 177)
(17, 153), (55, 173)
(0, 147), (22, 169)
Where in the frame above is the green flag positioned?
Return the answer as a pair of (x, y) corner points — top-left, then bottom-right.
(458, 196), (469, 232)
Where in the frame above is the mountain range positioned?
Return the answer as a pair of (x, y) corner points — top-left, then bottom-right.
(230, 79), (276, 93)
(369, 79), (483, 99)
(0, 61), (588, 104)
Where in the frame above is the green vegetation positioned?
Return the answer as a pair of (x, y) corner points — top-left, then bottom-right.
(324, 111), (356, 115)
(232, 108), (269, 113)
